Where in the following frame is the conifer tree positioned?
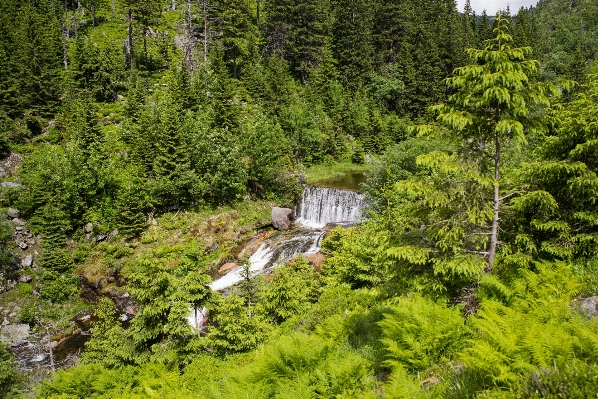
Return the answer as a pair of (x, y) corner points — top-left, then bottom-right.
(426, 15), (563, 272)
(217, 0), (258, 79)
(332, 0), (374, 87)
(264, 0), (331, 84)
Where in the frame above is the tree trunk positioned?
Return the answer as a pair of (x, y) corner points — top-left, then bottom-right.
(203, 0), (208, 63)
(128, 8), (134, 70)
(63, 39), (68, 69)
(64, 0), (69, 37)
(232, 47), (237, 79)
(172, 0), (176, 10)
(73, 8), (77, 37)
(143, 29), (148, 70)
(256, 0), (260, 29)
(487, 133), (501, 273)
(187, 0), (193, 73)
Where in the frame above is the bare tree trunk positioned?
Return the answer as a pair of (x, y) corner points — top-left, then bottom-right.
(73, 7), (77, 37)
(256, 0), (260, 29)
(203, 0), (208, 63)
(232, 48), (237, 79)
(111, 0), (115, 19)
(63, 39), (68, 69)
(64, 0), (69, 37)
(187, 0), (194, 73)
(128, 8), (134, 70)
(143, 29), (148, 70)
(487, 133), (501, 273)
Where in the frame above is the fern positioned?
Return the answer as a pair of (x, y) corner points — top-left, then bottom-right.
(378, 295), (466, 373)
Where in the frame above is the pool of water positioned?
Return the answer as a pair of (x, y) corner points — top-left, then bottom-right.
(312, 171), (366, 192)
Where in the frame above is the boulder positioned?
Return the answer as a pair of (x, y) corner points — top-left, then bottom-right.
(7, 208), (20, 219)
(20, 255), (33, 268)
(581, 296), (598, 318)
(83, 222), (93, 233)
(15, 240), (27, 250)
(218, 262), (238, 274)
(12, 218), (25, 227)
(272, 207), (294, 230)
(18, 275), (32, 283)
(92, 234), (107, 243)
(204, 242), (219, 253)
(0, 324), (30, 346)
(107, 229), (119, 239)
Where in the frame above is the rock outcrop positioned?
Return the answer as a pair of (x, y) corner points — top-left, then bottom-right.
(272, 207), (293, 230)
(581, 296), (598, 318)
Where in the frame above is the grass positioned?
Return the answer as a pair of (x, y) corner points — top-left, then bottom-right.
(303, 162), (370, 184)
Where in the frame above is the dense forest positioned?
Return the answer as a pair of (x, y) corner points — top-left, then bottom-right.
(1, 0), (598, 397)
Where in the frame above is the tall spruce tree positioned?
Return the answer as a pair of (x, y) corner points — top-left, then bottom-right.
(426, 15), (563, 272)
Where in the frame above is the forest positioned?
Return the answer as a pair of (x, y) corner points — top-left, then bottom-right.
(1, 0), (598, 397)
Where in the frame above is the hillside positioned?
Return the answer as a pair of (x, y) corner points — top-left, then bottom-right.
(1, 0), (598, 397)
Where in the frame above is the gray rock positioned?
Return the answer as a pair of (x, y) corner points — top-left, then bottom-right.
(14, 225), (23, 232)
(204, 242), (218, 253)
(8, 312), (16, 318)
(107, 229), (118, 239)
(1, 318), (8, 326)
(30, 354), (45, 362)
(21, 255), (33, 268)
(16, 240), (27, 250)
(83, 222), (93, 233)
(581, 296), (598, 318)
(272, 207), (294, 230)
(92, 234), (107, 243)
(19, 275), (32, 283)
(12, 218), (25, 226)
(12, 306), (20, 312)
(7, 208), (20, 218)
(0, 181), (21, 188)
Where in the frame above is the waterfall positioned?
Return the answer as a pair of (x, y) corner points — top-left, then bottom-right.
(189, 186), (365, 328)
(296, 186), (365, 228)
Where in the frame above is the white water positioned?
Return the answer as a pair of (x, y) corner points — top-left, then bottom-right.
(295, 186), (364, 228)
(187, 186), (364, 328)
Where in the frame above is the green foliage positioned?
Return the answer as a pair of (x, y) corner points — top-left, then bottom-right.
(81, 297), (134, 367)
(127, 254), (211, 361)
(503, 74), (598, 263)
(0, 343), (20, 399)
(206, 292), (272, 355)
(462, 262), (594, 388)
(261, 257), (318, 323)
(0, 217), (13, 271)
(362, 137), (451, 208)
(321, 225), (386, 288)
(379, 295), (466, 372)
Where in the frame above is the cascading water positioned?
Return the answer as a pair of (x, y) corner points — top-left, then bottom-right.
(296, 186), (365, 228)
(188, 185), (364, 328)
